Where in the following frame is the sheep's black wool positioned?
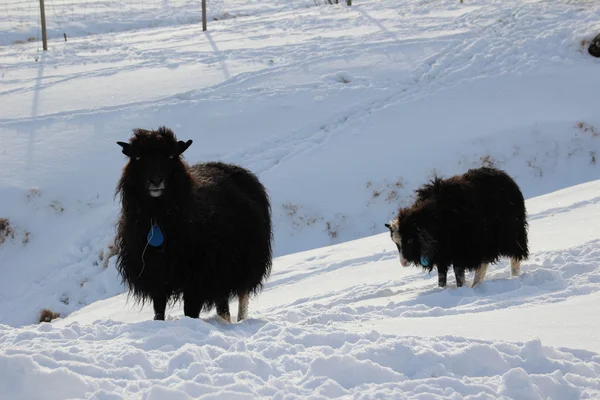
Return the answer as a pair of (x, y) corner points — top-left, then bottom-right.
(386, 167), (528, 288)
(589, 33), (600, 58)
(114, 127), (273, 321)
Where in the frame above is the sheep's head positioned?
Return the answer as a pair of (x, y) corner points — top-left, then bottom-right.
(117, 127), (193, 198)
(385, 204), (437, 270)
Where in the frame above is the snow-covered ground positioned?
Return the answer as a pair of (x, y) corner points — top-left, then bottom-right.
(2, 177), (600, 399)
(1, 0), (600, 397)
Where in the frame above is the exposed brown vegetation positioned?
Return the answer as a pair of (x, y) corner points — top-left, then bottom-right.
(282, 203), (298, 217)
(39, 309), (60, 323)
(576, 122), (598, 137)
(480, 154), (497, 168)
(13, 37), (36, 45)
(385, 190), (398, 203)
(368, 178), (405, 204)
(50, 200), (65, 213)
(0, 218), (15, 245)
(326, 221), (338, 239)
(527, 160), (543, 178)
(27, 188), (41, 200)
(282, 203), (321, 228)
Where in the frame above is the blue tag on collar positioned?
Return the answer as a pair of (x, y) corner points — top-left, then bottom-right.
(420, 256), (429, 266)
(147, 224), (165, 247)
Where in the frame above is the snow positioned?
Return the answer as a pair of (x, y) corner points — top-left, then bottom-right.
(4, 318), (599, 399)
(1, 0), (318, 47)
(1, 0), (600, 397)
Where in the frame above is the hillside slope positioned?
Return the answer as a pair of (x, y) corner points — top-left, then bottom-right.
(1, 0), (599, 327)
(2, 178), (600, 399)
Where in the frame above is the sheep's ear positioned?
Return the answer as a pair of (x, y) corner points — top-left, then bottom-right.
(117, 141), (132, 157)
(177, 140), (193, 155)
(384, 223), (391, 229)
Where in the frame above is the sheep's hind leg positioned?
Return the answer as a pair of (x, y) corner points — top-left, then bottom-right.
(216, 298), (231, 323)
(437, 265), (448, 287)
(237, 291), (249, 322)
(152, 294), (167, 321)
(472, 263), (488, 287)
(454, 268), (465, 288)
(510, 257), (521, 277)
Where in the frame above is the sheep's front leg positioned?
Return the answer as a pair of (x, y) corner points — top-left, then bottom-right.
(454, 267), (465, 288)
(152, 293), (167, 321)
(472, 263), (489, 287)
(183, 291), (202, 319)
(216, 298), (231, 323)
(437, 265), (448, 287)
(237, 291), (249, 322)
(510, 257), (521, 277)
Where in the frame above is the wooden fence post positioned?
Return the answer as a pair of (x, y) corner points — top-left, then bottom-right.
(39, 0), (48, 50)
(202, 0), (207, 31)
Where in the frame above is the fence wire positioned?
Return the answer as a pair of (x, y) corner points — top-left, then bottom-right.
(1, 0), (331, 46)
(1, 0), (206, 45)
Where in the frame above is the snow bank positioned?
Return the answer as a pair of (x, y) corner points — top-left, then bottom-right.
(1, 318), (599, 399)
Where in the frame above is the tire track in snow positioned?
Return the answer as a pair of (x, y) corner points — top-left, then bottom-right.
(225, 2), (595, 176)
(264, 252), (399, 290)
(528, 196), (600, 221)
(0, 1), (522, 123)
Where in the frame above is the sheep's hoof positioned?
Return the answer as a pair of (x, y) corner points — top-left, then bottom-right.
(154, 313), (165, 321)
(218, 313), (231, 323)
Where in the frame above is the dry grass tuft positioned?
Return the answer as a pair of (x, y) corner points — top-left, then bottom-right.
(39, 309), (60, 323)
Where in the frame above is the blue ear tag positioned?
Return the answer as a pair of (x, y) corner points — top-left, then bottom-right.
(420, 256), (429, 266)
(147, 224), (165, 247)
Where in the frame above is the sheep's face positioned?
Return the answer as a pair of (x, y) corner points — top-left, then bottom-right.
(385, 219), (410, 266)
(117, 127), (193, 198)
(385, 213), (432, 269)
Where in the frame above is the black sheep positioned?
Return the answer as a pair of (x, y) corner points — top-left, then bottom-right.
(114, 127), (273, 322)
(385, 167), (529, 288)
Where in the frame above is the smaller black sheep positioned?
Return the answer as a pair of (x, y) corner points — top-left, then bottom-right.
(114, 127), (273, 322)
(385, 167), (529, 288)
